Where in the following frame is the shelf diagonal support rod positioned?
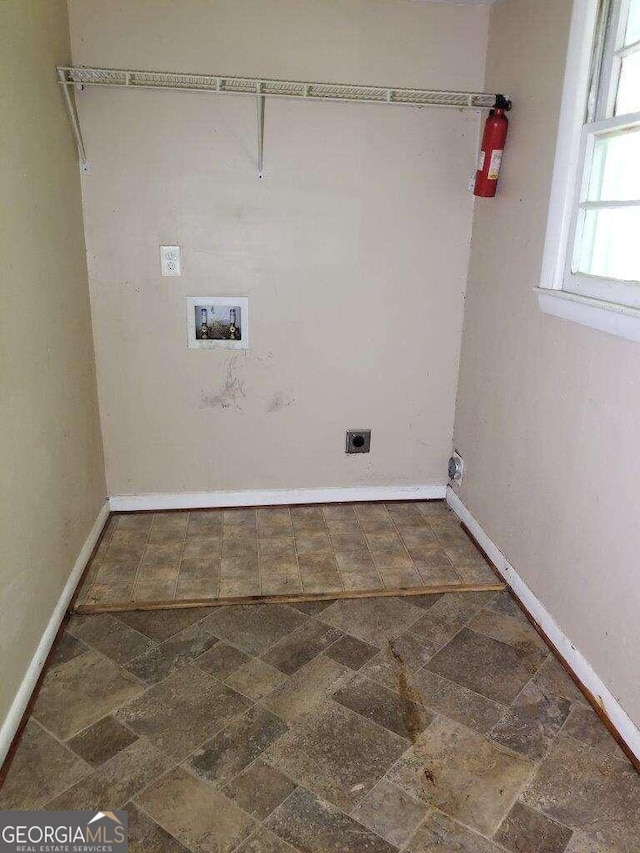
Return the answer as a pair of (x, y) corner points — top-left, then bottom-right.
(256, 83), (265, 179)
(57, 68), (88, 173)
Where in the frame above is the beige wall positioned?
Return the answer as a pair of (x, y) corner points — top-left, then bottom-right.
(68, 0), (489, 496)
(454, 0), (640, 725)
(0, 2), (106, 726)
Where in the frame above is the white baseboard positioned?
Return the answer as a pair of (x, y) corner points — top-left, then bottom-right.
(0, 501), (110, 768)
(446, 486), (640, 763)
(109, 484), (447, 512)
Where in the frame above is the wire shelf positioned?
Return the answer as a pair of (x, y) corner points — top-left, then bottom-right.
(56, 65), (508, 176)
(58, 66), (499, 110)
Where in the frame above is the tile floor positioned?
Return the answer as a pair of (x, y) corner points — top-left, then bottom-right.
(2, 591), (638, 852)
(76, 501), (501, 611)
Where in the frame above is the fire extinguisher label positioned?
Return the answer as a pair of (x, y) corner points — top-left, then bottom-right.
(477, 150), (485, 171)
(488, 149), (503, 180)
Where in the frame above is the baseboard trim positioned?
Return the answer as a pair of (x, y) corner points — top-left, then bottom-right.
(0, 501), (110, 769)
(109, 484), (447, 512)
(446, 486), (640, 765)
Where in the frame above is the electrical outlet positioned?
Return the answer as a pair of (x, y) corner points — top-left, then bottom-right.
(346, 430), (371, 454)
(160, 245), (181, 276)
(448, 450), (464, 488)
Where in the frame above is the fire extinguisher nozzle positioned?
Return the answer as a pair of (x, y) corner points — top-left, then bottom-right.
(494, 94), (512, 112)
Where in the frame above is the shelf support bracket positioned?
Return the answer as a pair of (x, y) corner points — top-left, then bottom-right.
(58, 69), (88, 173)
(256, 84), (265, 179)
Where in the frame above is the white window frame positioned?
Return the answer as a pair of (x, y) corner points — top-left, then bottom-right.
(537, 0), (640, 341)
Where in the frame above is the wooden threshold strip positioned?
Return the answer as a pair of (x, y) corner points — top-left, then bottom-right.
(74, 580), (505, 614)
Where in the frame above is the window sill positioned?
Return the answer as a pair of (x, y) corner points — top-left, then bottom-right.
(534, 287), (640, 343)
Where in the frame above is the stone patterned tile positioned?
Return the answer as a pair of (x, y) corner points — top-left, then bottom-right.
(329, 530), (367, 551)
(564, 832), (620, 853)
(115, 665), (252, 760)
(358, 632), (435, 694)
(235, 827), (298, 852)
(294, 530), (332, 554)
(126, 803), (190, 853)
(114, 607), (213, 641)
(388, 716), (534, 835)
(188, 706), (288, 785)
(324, 635), (379, 670)
(221, 556), (260, 579)
(222, 531), (259, 558)
(85, 580), (135, 606)
(136, 766), (255, 853)
(400, 526), (438, 548)
(469, 608), (549, 662)
(132, 579), (177, 601)
(405, 810), (503, 853)
(182, 534), (222, 559)
(426, 628), (543, 705)
(371, 550), (414, 572)
(386, 502), (428, 527)
(334, 550), (375, 573)
(225, 658), (288, 700)
(261, 655), (350, 723)
(219, 577), (261, 597)
(92, 560), (139, 587)
(194, 641), (251, 679)
(350, 778), (429, 848)
(412, 668), (504, 735)
(490, 681), (571, 760)
(115, 513), (153, 533)
(333, 673), (433, 741)
(262, 620), (343, 675)
(0, 720), (91, 809)
(495, 801), (573, 853)
(410, 591), (495, 655)
(520, 737), (640, 852)
(487, 589), (527, 620)
(258, 535), (296, 557)
(50, 632), (89, 668)
(288, 600), (335, 615)
(175, 575), (219, 598)
(67, 613), (155, 664)
(319, 596), (423, 647)
(223, 759), (298, 820)
(416, 500), (451, 519)
(379, 566), (423, 588)
(531, 656), (588, 707)
(322, 504), (358, 522)
(46, 737), (175, 809)
(266, 701), (407, 811)
(405, 592), (444, 610)
(560, 705), (626, 758)
(67, 715), (138, 766)
(266, 786), (396, 853)
(125, 622), (218, 683)
(340, 571), (383, 591)
(223, 508), (257, 528)
(202, 604), (306, 655)
(290, 506), (325, 529)
(187, 509), (224, 532)
(32, 650), (143, 740)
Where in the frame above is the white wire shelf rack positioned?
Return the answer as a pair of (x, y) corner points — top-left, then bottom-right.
(57, 66), (511, 176)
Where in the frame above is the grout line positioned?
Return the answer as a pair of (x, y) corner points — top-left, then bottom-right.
(128, 514), (156, 607)
(171, 511), (191, 601)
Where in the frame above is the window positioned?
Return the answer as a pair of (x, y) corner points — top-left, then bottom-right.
(538, 0), (640, 340)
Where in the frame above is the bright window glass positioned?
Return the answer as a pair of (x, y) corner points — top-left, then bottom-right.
(587, 126), (640, 200)
(575, 206), (640, 279)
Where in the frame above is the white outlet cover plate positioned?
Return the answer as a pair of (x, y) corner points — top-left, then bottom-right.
(160, 245), (181, 276)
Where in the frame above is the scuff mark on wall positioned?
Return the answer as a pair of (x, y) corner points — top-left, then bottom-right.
(200, 354), (246, 410)
(267, 391), (294, 413)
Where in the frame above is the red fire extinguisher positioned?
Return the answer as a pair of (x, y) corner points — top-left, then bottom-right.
(474, 95), (511, 198)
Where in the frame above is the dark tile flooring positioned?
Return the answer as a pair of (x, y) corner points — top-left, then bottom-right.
(1, 591), (638, 853)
